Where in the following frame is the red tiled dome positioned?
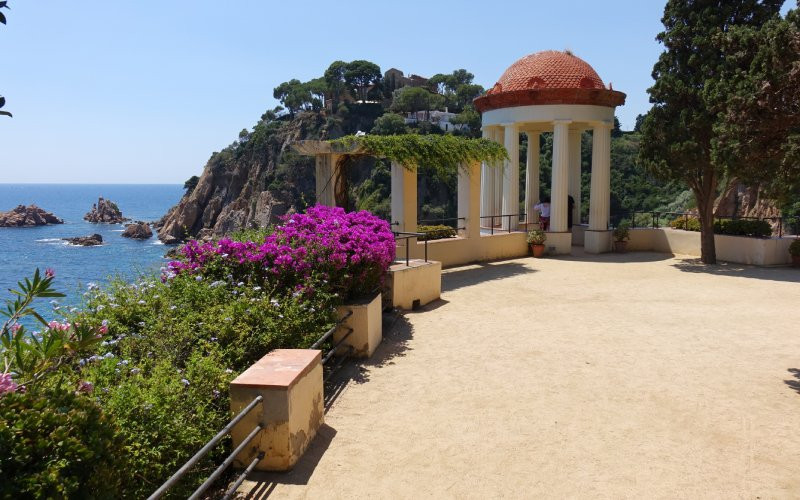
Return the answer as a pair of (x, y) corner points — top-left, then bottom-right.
(491, 51), (605, 93)
(473, 50), (625, 112)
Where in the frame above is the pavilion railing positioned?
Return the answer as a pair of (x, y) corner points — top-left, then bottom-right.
(393, 231), (428, 266)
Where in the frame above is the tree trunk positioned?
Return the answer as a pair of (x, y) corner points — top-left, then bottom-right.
(696, 191), (717, 264)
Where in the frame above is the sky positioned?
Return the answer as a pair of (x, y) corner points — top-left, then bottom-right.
(0, 1), (793, 184)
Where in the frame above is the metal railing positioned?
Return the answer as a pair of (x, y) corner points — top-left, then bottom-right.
(610, 210), (800, 237)
(479, 213), (531, 234)
(311, 309), (355, 382)
(394, 231), (429, 266)
(148, 395), (264, 500)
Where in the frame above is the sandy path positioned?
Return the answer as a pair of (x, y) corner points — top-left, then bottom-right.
(240, 252), (800, 499)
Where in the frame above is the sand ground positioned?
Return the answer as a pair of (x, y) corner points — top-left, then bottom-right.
(239, 251), (800, 499)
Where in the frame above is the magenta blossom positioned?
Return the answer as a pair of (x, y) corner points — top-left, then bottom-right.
(0, 372), (17, 395)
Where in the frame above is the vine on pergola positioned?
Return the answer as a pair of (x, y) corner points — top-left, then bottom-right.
(327, 134), (508, 209)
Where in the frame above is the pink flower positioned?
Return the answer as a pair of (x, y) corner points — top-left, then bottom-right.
(0, 372), (17, 395)
(45, 268), (55, 279)
(77, 380), (94, 393)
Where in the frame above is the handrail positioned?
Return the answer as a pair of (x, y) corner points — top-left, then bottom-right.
(394, 231), (428, 266)
(610, 210), (800, 237)
(479, 213), (528, 234)
(148, 395), (263, 499)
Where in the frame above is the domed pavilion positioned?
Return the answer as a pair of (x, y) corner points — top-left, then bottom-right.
(474, 50), (626, 253)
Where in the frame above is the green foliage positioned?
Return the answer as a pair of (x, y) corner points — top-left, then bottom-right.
(418, 225), (457, 241)
(329, 134), (507, 177)
(613, 221), (630, 242)
(714, 218), (772, 238)
(789, 239), (800, 256)
(183, 175), (200, 193)
(639, 0), (783, 263)
(273, 79), (313, 116)
(427, 69), (483, 112)
(344, 60), (382, 102)
(371, 113), (408, 135)
(0, 387), (124, 499)
(526, 229), (546, 245)
(669, 215), (772, 237)
(230, 226), (273, 243)
(391, 86), (444, 116)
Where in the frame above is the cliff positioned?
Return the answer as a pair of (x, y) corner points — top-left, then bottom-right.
(157, 113), (327, 243)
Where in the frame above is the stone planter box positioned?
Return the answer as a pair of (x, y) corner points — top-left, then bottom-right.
(387, 259), (442, 310)
(229, 349), (323, 471)
(335, 293), (382, 358)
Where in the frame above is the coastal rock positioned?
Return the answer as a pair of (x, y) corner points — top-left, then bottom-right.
(84, 197), (127, 223)
(64, 234), (103, 246)
(156, 113), (320, 243)
(121, 221), (153, 240)
(715, 179), (782, 234)
(0, 205), (64, 227)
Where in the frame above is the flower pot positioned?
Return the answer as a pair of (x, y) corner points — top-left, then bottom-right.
(792, 255), (800, 268)
(531, 243), (545, 258)
(613, 240), (628, 253)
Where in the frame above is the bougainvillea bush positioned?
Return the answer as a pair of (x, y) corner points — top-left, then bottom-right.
(167, 205), (396, 301)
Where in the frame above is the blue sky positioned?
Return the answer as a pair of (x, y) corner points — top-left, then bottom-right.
(0, 1), (793, 183)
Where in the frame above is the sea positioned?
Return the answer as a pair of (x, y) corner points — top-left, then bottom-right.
(0, 184), (183, 310)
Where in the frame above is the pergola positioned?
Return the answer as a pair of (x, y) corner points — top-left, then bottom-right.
(474, 50), (626, 253)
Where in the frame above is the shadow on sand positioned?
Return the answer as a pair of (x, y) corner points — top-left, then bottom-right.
(442, 261), (537, 293)
(785, 369), (800, 395)
(671, 258), (800, 284)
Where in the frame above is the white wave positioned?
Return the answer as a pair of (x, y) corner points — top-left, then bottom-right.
(151, 240), (164, 245)
(35, 238), (64, 243)
(111, 229), (124, 232)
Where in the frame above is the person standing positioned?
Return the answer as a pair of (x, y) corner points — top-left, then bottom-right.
(534, 196), (551, 231)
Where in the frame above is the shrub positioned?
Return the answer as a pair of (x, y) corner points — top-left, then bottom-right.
(669, 215), (702, 231)
(526, 229), (547, 245)
(613, 221), (630, 242)
(713, 219), (772, 238)
(167, 205), (395, 301)
(788, 239), (800, 256)
(0, 388), (124, 499)
(418, 224), (457, 241)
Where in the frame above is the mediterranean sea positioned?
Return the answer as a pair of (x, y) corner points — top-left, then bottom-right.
(0, 184), (183, 309)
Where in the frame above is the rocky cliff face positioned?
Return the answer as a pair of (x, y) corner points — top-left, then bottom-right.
(0, 205), (64, 227)
(715, 179), (782, 232)
(84, 197), (127, 223)
(157, 113), (323, 243)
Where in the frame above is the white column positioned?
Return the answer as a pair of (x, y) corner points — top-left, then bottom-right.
(568, 128), (582, 226)
(493, 127), (504, 221)
(524, 131), (540, 226)
(589, 122), (612, 231)
(391, 161), (417, 233)
(480, 127), (493, 222)
(458, 161), (481, 239)
(550, 120), (571, 233)
(502, 123), (519, 231)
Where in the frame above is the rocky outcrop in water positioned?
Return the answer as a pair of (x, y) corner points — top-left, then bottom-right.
(64, 234), (103, 246)
(156, 113), (321, 243)
(84, 197), (127, 223)
(0, 205), (64, 227)
(122, 221), (153, 240)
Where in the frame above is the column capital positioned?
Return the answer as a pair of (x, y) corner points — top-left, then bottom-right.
(501, 122), (519, 130)
(552, 119), (573, 126)
(590, 120), (614, 130)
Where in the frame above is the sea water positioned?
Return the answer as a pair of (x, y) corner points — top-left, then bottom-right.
(0, 184), (183, 310)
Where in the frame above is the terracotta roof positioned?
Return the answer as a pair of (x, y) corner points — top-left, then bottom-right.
(474, 50), (626, 112)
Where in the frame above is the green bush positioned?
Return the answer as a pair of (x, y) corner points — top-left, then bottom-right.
(0, 388), (124, 499)
(790, 239), (800, 256)
(418, 224), (457, 241)
(713, 219), (772, 238)
(669, 216), (772, 238)
(669, 215), (702, 231)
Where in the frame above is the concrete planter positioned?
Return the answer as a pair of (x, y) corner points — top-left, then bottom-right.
(335, 293), (382, 358)
(387, 259), (442, 310)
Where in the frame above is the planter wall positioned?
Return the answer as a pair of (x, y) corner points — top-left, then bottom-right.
(335, 293), (382, 358)
(387, 260), (442, 310)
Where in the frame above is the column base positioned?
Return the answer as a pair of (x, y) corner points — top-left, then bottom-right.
(585, 230), (612, 254)
(544, 231), (572, 255)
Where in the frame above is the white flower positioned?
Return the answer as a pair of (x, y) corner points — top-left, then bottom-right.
(96, 305), (105, 312)
(169, 305), (177, 311)
(252, 286), (261, 292)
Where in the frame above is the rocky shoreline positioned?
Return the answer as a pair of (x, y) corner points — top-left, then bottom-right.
(0, 205), (64, 227)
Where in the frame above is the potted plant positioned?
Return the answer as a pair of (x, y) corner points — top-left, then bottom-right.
(526, 229), (547, 257)
(613, 222), (630, 253)
(789, 239), (800, 267)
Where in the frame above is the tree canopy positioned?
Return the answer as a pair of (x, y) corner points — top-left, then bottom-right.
(638, 0), (784, 264)
(344, 60), (382, 102)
